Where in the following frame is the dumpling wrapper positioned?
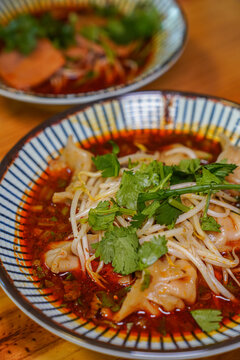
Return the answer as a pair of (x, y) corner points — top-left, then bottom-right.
(114, 258), (197, 322)
(44, 241), (79, 273)
(51, 136), (93, 203)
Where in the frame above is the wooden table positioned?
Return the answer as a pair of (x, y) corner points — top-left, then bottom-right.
(0, 0), (240, 359)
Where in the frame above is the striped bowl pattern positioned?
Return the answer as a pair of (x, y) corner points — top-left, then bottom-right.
(0, 91), (240, 359)
(0, 0), (187, 105)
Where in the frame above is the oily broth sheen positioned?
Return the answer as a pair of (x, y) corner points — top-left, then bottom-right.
(23, 132), (240, 335)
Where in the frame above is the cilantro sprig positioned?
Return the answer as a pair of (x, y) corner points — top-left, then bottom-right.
(88, 200), (135, 230)
(117, 161), (164, 210)
(92, 226), (139, 275)
(92, 141), (120, 178)
(200, 191), (221, 232)
(116, 158), (239, 227)
(93, 227), (167, 275)
(90, 156), (240, 274)
(138, 183), (240, 203)
(0, 12), (76, 55)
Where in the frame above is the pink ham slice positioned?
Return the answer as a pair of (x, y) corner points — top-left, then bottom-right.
(0, 38), (65, 89)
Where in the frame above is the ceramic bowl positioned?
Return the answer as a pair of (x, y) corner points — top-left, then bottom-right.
(0, 0), (187, 105)
(0, 91), (240, 359)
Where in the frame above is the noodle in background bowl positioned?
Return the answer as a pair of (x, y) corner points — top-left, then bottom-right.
(0, 91), (240, 359)
(0, 0), (187, 105)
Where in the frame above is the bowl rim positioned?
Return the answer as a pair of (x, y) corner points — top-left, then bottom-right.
(0, 90), (240, 359)
(0, 0), (188, 105)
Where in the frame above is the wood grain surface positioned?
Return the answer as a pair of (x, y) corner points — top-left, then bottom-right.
(0, 0), (240, 359)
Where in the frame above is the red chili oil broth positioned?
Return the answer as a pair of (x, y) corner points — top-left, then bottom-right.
(22, 131), (240, 336)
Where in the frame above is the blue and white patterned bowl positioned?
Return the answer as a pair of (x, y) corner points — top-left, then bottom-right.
(0, 91), (240, 359)
(0, 0), (187, 105)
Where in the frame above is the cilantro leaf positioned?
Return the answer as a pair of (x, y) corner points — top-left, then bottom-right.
(93, 226), (139, 275)
(0, 13), (76, 55)
(117, 161), (168, 210)
(92, 153), (120, 177)
(170, 160), (235, 186)
(138, 235), (168, 270)
(105, 4), (160, 45)
(204, 161), (237, 180)
(155, 199), (183, 228)
(170, 159), (199, 185)
(92, 141), (120, 177)
(116, 170), (152, 210)
(191, 309), (222, 332)
(175, 159), (201, 174)
(196, 167), (222, 186)
(93, 229), (168, 275)
(88, 200), (136, 230)
(200, 216), (221, 232)
(88, 201), (118, 230)
(139, 160), (162, 186)
(141, 270), (151, 291)
(130, 213), (146, 228)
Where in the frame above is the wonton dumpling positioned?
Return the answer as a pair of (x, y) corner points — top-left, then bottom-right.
(217, 135), (240, 185)
(114, 258), (197, 322)
(59, 136), (93, 173)
(51, 136), (93, 203)
(44, 241), (80, 273)
(209, 211), (240, 251)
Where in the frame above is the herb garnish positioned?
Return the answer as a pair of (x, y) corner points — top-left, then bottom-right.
(91, 154), (239, 274)
(81, 4), (160, 46)
(92, 141), (120, 177)
(138, 183), (240, 204)
(138, 236), (168, 270)
(88, 200), (135, 230)
(191, 309), (222, 332)
(0, 13), (75, 55)
(116, 161), (164, 210)
(92, 226), (140, 275)
(93, 227), (167, 275)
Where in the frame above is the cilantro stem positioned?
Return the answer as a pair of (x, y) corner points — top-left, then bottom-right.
(168, 198), (191, 213)
(139, 184), (240, 203)
(149, 173), (172, 193)
(118, 208), (136, 216)
(202, 191), (212, 218)
(159, 162), (164, 180)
